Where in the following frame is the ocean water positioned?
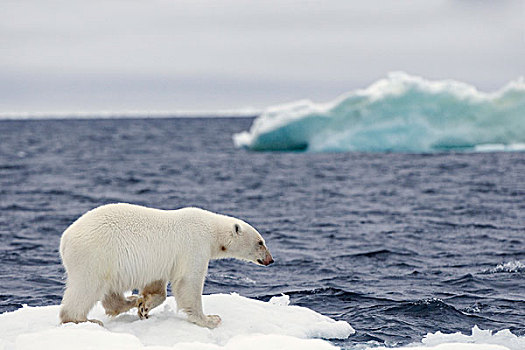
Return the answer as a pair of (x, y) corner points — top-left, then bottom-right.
(0, 117), (524, 348)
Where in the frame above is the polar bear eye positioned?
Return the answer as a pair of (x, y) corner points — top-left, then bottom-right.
(258, 241), (264, 246)
(234, 223), (241, 234)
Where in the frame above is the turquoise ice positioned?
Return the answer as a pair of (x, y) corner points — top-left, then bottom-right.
(234, 73), (525, 152)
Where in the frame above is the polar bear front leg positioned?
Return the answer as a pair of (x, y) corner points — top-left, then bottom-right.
(173, 275), (221, 329)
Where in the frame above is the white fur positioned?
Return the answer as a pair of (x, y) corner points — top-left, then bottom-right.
(59, 203), (272, 327)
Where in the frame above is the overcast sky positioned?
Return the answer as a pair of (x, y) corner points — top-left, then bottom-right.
(1, 0), (524, 113)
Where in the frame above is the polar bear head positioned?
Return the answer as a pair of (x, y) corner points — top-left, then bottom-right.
(217, 217), (274, 266)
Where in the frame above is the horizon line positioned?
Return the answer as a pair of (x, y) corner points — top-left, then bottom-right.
(0, 108), (262, 120)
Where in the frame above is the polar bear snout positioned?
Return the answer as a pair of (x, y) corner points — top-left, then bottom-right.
(257, 251), (274, 266)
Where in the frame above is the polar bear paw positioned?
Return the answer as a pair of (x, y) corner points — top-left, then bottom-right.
(187, 314), (222, 328)
(137, 298), (149, 319)
(88, 319), (104, 326)
(204, 315), (222, 328)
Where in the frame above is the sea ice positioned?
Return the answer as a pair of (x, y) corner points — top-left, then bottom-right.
(373, 326), (525, 350)
(233, 72), (525, 153)
(0, 293), (353, 350)
(2, 293), (523, 350)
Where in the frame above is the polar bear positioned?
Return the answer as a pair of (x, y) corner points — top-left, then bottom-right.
(59, 203), (273, 328)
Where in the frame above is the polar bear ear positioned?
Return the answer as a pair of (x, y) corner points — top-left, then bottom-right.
(234, 223), (242, 235)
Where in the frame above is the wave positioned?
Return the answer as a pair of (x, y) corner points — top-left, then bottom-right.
(233, 72), (525, 152)
(482, 261), (525, 274)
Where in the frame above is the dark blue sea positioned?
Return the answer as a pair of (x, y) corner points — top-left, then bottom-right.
(0, 117), (524, 348)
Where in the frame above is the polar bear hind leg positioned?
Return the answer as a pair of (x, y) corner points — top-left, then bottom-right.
(102, 292), (139, 317)
(60, 279), (104, 326)
(137, 279), (167, 319)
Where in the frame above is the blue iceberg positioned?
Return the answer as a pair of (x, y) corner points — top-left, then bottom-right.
(233, 72), (525, 152)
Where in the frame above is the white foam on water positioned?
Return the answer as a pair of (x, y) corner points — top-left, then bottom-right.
(374, 344), (509, 350)
(474, 143), (525, 152)
(0, 293), (353, 350)
(484, 261), (525, 274)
